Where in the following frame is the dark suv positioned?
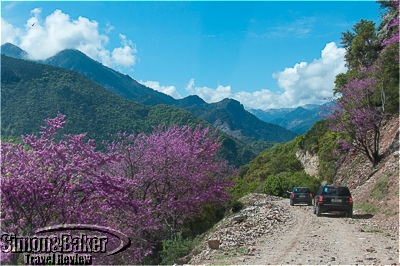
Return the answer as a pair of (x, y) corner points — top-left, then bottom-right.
(290, 187), (313, 206)
(314, 185), (353, 217)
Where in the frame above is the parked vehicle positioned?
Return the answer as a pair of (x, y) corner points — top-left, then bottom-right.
(290, 187), (313, 206)
(313, 185), (353, 217)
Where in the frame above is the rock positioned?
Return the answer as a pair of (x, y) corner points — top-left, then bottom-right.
(296, 149), (319, 177)
(247, 246), (256, 254)
(208, 239), (220, 249)
(366, 247), (375, 252)
(176, 255), (191, 264)
(232, 215), (247, 223)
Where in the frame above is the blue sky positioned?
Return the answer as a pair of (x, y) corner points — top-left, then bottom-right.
(1, 1), (381, 109)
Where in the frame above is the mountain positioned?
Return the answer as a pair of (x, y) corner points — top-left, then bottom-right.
(0, 44), (297, 151)
(0, 42), (28, 59)
(246, 107), (295, 122)
(247, 103), (331, 134)
(1, 54), (257, 167)
(184, 98), (298, 149)
(43, 49), (179, 106)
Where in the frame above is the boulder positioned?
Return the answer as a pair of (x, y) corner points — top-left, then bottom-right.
(208, 239), (220, 249)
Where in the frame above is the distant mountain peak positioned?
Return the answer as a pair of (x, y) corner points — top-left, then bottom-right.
(1, 43), (28, 59)
(179, 95), (206, 107)
(217, 98), (243, 109)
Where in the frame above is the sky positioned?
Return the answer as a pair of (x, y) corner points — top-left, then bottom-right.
(1, 1), (382, 109)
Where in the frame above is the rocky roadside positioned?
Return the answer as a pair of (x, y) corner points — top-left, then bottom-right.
(188, 194), (292, 264)
(185, 193), (399, 265)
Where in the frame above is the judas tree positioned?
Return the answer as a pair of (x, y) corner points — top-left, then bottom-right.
(105, 125), (235, 241)
(0, 113), (157, 264)
(327, 77), (383, 166)
(381, 0), (399, 52)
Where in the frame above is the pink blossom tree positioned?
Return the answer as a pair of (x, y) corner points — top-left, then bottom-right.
(327, 77), (383, 166)
(0, 113), (157, 264)
(105, 125), (235, 241)
(1, 114), (235, 264)
(381, 0), (399, 53)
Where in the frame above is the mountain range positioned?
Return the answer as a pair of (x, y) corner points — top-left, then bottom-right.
(1, 54), (257, 167)
(1, 43), (298, 152)
(247, 103), (332, 135)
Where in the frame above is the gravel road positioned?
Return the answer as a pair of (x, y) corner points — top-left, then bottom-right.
(189, 197), (399, 265)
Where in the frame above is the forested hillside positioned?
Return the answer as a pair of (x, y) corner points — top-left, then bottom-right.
(1, 44), (297, 152)
(1, 55), (256, 167)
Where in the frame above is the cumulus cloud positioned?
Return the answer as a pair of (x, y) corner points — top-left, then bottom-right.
(1, 18), (20, 45)
(111, 34), (137, 67)
(271, 42), (346, 107)
(1, 8), (137, 70)
(185, 42), (346, 109)
(186, 78), (233, 103)
(139, 80), (182, 99)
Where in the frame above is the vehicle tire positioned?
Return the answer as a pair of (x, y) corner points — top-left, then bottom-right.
(347, 210), (353, 218)
(308, 202), (312, 206)
(316, 205), (321, 217)
(290, 200), (294, 206)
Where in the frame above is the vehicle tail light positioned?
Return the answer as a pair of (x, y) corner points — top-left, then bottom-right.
(318, 195), (323, 204)
(349, 197), (353, 204)
(310, 193), (312, 198)
(291, 193), (295, 198)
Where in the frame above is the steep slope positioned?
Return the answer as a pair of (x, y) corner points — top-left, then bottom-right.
(334, 115), (399, 234)
(43, 49), (178, 106)
(1, 55), (256, 167)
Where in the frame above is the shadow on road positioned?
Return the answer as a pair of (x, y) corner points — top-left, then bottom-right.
(352, 213), (374, 219)
(317, 213), (374, 219)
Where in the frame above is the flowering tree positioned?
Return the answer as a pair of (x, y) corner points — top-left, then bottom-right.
(328, 1), (399, 168)
(381, 0), (399, 53)
(1, 114), (235, 264)
(0, 113), (157, 264)
(105, 125), (235, 240)
(327, 77), (383, 166)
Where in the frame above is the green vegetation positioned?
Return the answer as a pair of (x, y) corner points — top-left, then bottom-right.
(1, 55), (256, 167)
(231, 133), (321, 199)
(355, 203), (380, 215)
(297, 120), (344, 184)
(184, 98), (298, 153)
(160, 233), (194, 265)
(370, 176), (390, 200)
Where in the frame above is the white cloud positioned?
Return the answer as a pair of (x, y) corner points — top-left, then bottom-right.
(271, 42), (346, 107)
(139, 80), (182, 99)
(111, 34), (137, 67)
(185, 42), (346, 109)
(1, 18), (20, 45)
(1, 9), (137, 70)
(186, 78), (233, 103)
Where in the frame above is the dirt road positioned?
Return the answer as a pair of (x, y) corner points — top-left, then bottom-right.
(189, 196), (399, 265)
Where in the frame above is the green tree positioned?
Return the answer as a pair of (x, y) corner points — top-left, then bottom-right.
(341, 19), (380, 71)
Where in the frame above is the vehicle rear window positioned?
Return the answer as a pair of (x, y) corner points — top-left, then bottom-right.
(322, 187), (351, 196)
(293, 187), (310, 193)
